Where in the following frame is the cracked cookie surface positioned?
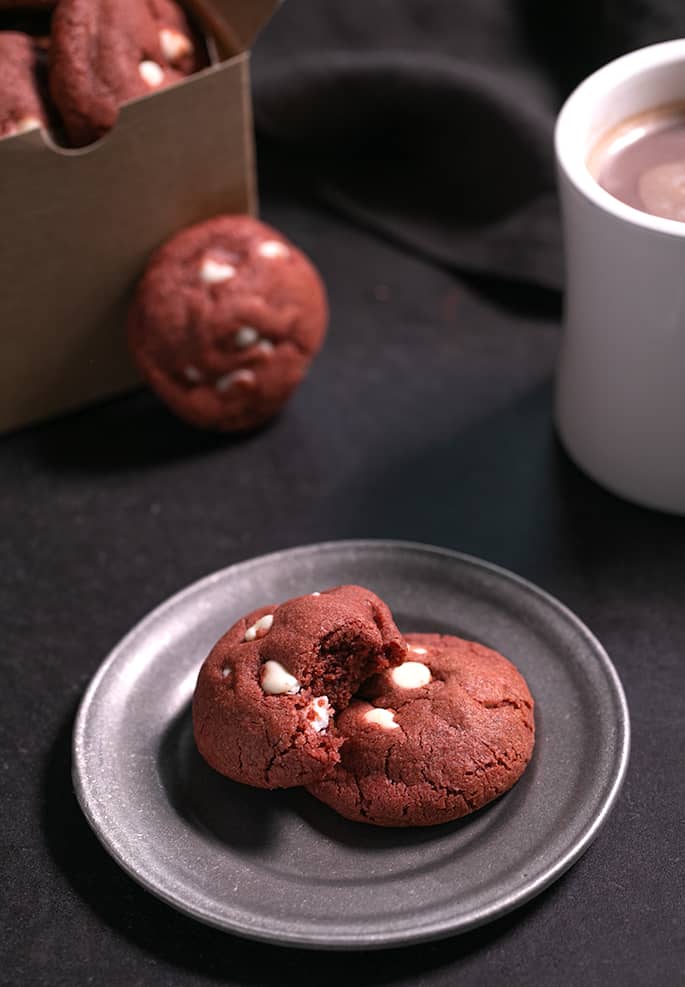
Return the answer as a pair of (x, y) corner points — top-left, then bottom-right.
(128, 214), (329, 431)
(307, 633), (535, 826)
(49, 0), (199, 146)
(192, 585), (406, 789)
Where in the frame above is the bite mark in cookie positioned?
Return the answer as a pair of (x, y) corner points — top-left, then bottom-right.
(192, 585), (406, 789)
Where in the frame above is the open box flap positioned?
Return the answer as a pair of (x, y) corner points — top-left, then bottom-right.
(186, 0), (280, 57)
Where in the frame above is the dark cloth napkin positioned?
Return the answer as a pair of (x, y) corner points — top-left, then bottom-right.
(252, 0), (685, 290)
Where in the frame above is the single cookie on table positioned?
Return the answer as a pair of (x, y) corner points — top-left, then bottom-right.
(128, 215), (329, 432)
(49, 0), (200, 146)
(307, 633), (535, 827)
(0, 32), (47, 141)
(193, 586), (407, 789)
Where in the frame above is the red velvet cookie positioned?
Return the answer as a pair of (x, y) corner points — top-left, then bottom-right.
(128, 215), (329, 432)
(0, 32), (46, 140)
(193, 586), (407, 789)
(49, 0), (199, 146)
(307, 633), (535, 827)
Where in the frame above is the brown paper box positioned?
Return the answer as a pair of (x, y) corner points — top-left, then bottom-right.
(0, 0), (278, 433)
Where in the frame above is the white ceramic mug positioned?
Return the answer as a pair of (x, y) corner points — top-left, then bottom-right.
(555, 39), (685, 514)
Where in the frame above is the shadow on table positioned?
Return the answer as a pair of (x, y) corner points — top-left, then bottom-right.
(43, 703), (569, 987)
(20, 388), (261, 475)
(464, 271), (562, 320)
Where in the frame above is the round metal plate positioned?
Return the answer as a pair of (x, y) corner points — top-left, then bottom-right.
(73, 540), (630, 949)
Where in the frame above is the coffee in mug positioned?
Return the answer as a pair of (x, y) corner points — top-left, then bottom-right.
(588, 102), (685, 221)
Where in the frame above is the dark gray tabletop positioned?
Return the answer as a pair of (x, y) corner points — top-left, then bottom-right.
(2, 187), (683, 985)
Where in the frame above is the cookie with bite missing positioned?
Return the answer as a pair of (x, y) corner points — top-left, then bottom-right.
(307, 633), (535, 827)
(192, 586), (407, 789)
(0, 32), (46, 141)
(49, 0), (199, 146)
(128, 214), (329, 432)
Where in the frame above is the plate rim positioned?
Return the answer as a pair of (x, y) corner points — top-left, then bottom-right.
(72, 538), (631, 950)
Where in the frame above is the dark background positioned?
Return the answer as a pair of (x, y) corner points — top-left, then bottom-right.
(2, 2), (685, 985)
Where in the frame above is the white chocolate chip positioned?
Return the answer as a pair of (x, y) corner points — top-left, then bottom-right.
(257, 340), (275, 354)
(244, 613), (274, 641)
(391, 661), (432, 689)
(221, 666), (231, 679)
(311, 592), (321, 597)
(200, 257), (236, 284)
(159, 27), (192, 63)
(258, 240), (289, 259)
(139, 60), (165, 88)
(364, 707), (399, 729)
(408, 645), (428, 655)
(234, 326), (259, 349)
(215, 369), (256, 393)
(184, 365), (203, 384)
(260, 659), (301, 695)
(306, 696), (332, 733)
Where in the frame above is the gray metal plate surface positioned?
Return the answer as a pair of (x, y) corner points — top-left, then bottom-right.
(73, 540), (629, 949)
